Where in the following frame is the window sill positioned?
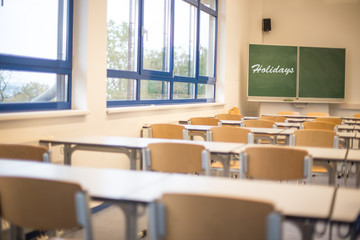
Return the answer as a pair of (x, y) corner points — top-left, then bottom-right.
(107, 102), (225, 114)
(0, 109), (89, 122)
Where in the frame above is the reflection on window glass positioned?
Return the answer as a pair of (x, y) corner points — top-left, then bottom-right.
(107, 0), (139, 71)
(197, 83), (214, 99)
(199, 11), (216, 77)
(107, 78), (136, 100)
(0, 70), (68, 103)
(173, 82), (195, 99)
(0, 0), (68, 60)
(201, 0), (216, 10)
(140, 80), (170, 100)
(174, 0), (197, 77)
(143, 0), (171, 72)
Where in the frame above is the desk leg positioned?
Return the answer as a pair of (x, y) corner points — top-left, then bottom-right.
(117, 203), (140, 240)
(287, 217), (316, 240)
(63, 144), (72, 165)
(129, 150), (138, 170)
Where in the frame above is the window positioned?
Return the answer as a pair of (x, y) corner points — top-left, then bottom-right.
(107, 0), (217, 107)
(0, 0), (73, 112)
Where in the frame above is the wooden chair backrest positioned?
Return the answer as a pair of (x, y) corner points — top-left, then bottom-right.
(243, 119), (275, 128)
(0, 176), (85, 230)
(314, 117), (342, 125)
(216, 113), (243, 120)
(228, 107), (240, 115)
(244, 146), (308, 181)
(353, 113), (360, 118)
(146, 143), (206, 174)
(302, 121), (336, 131)
(277, 111), (299, 115)
(260, 116), (287, 123)
(189, 117), (220, 126)
(293, 129), (336, 148)
(211, 126), (250, 143)
(150, 124), (185, 139)
(306, 112), (329, 117)
(0, 144), (48, 162)
(153, 193), (276, 240)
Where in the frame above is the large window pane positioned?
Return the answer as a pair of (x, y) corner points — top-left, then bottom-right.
(0, 0), (68, 60)
(107, 78), (136, 100)
(173, 82), (195, 99)
(201, 0), (216, 11)
(142, 0), (171, 72)
(173, 0), (197, 77)
(0, 70), (68, 103)
(199, 11), (216, 77)
(197, 83), (214, 99)
(107, 0), (139, 71)
(140, 80), (170, 100)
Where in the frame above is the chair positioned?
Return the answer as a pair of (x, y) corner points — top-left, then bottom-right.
(143, 142), (210, 175)
(148, 193), (281, 240)
(228, 107), (240, 115)
(242, 120), (276, 144)
(302, 121), (337, 131)
(0, 143), (50, 162)
(209, 126), (254, 176)
(149, 124), (187, 140)
(239, 145), (312, 184)
(188, 117), (220, 126)
(290, 129), (338, 185)
(260, 116), (287, 123)
(306, 112), (329, 117)
(277, 111), (300, 115)
(314, 117), (342, 126)
(188, 117), (221, 140)
(0, 176), (93, 240)
(354, 113), (360, 118)
(215, 113), (243, 121)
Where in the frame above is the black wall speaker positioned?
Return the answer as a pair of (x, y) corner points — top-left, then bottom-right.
(263, 18), (271, 32)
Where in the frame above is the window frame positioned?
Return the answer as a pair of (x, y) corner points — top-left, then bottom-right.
(0, 0), (74, 113)
(106, 0), (217, 107)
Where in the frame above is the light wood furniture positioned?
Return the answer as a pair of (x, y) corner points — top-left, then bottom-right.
(143, 142), (210, 175)
(0, 176), (93, 240)
(302, 121), (337, 131)
(188, 117), (221, 140)
(215, 113), (243, 120)
(353, 113), (360, 118)
(242, 119), (275, 128)
(239, 145), (311, 183)
(188, 117), (220, 126)
(149, 123), (187, 140)
(314, 117), (343, 126)
(260, 115), (287, 123)
(209, 126), (253, 175)
(306, 112), (329, 117)
(277, 111), (300, 115)
(148, 193), (281, 240)
(0, 143), (50, 162)
(228, 107), (240, 115)
(291, 129), (338, 185)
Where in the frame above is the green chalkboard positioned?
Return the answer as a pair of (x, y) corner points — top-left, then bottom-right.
(248, 44), (297, 98)
(299, 47), (345, 99)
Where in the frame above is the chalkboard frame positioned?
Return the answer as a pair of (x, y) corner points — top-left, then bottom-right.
(247, 44), (346, 103)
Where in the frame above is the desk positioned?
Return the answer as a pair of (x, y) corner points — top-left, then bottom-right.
(0, 159), (336, 240)
(39, 136), (244, 178)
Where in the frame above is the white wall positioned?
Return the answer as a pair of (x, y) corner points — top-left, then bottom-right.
(256, 0), (360, 116)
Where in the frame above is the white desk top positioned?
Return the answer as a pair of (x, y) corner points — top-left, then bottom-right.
(0, 159), (335, 220)
(331, 188), (360, 222)
(40, 136), (244, 155)
(125, 174), (335, 219)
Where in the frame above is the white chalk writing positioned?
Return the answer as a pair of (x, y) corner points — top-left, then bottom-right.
(251, 64), (294, 75)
